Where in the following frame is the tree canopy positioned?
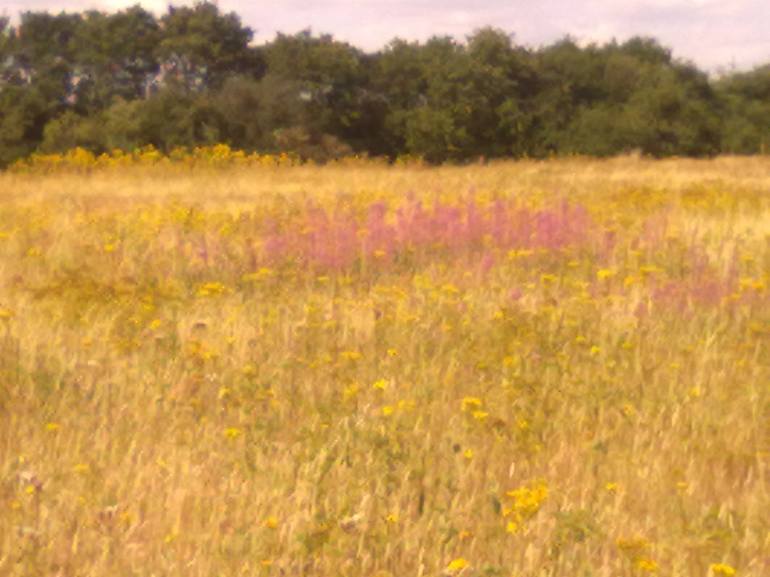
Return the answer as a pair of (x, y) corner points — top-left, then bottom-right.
(0, 2), (767, 165)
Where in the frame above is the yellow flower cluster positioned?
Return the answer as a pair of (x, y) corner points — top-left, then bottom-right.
(503, 480), (549, 534)
(10, 145), (300, 173)
(710, 563), (737, 576)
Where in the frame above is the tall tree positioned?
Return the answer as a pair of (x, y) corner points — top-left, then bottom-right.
(262, 31), (367, 151)
(13, 11), (81, 68)
(717, 65), (770, 153)
(369, 39), (427, 155)
(157, 1), (259, 91)
(464, 28), (537, 157)
(0, 85), (50, 165)
(72, 7), (161, 110)
(402, 36), (474, 162)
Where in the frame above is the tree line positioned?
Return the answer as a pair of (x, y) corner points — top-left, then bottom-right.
(1, 2), (768, 166)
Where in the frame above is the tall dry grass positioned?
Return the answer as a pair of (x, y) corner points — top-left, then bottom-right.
(0, 156), (767, 577)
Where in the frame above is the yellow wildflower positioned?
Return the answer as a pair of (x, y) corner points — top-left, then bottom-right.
(196, 281), (228, 297)
(597, 268), (616, 280)
(710, 564), (736, 576)
(636, 558), (658, 572)
(472, 410), (489, 422)
(445, 558), (469, 574)
(242, 268), (274, 282)
(503, 479), (548, 534)
(372, 378), (388, 391)
(461, 397), (483, 412)
(622, 403), (636, 417)
(397, 399), (416, 412)
(343, 383), (360, 400)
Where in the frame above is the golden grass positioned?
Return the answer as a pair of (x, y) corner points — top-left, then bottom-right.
(0, 156), (767, 577)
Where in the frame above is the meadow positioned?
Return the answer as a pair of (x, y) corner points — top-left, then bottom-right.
(0, 152), (767, 577)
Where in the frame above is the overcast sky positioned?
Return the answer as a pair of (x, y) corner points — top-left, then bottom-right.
(2, 1), (769, 72)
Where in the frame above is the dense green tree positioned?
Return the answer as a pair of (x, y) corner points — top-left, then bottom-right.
(401, 36), (474, 162)
(717, 65), (770, 153)
(213, 76), (269, 149)
(13, 11), (81, 68)
(213, 73), (316, 154)
(533, 36), (720, 157)
(129, 90), (225, 149)
(40, 109), (102, 152)
(72, 7), (161, 110)
(628, 64), (721, 156)
(369, 39), (427, 155)
(0, 4), (768, 167)
(157, 1), (259, 91)
(262, 31), (369, 152)
(0, 86), (50, 165)
(530, 38), (605, 154)
(620, 36), (672, 66)
(464, 28), (537, 157)
(0, 12), (82, 159)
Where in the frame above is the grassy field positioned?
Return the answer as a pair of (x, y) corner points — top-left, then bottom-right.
(0, 157), (767, 577)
